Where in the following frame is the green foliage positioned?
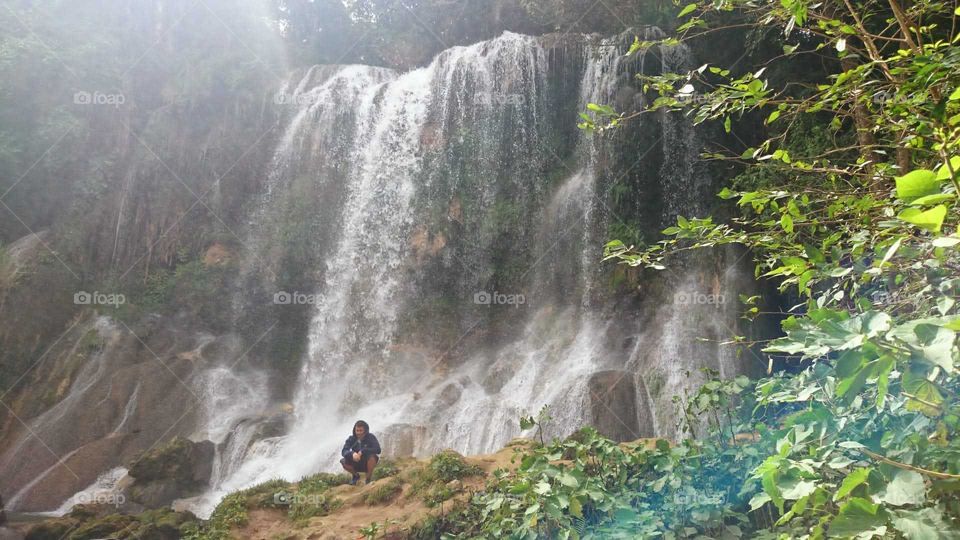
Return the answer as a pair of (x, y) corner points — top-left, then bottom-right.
(520, 405), (553, 445)
(371, 458), (400, 481)
(408, 450), (484, 508)
(593, 0), (960, 536)
(428, 450), (484, 484)
(431, 423), (757, 538)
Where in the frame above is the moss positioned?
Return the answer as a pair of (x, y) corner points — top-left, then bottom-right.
(363, 477), (404, 505)
(296, 472), (349, 493)
(194, 491), (250, 540)
(27, 508), (198, 540)
(24, 518), (80, 540)
(127, 436), (196, 483)
(244, 478), (293, 509)
(422, 483), (456, 508)
(287, 493), (342, 522)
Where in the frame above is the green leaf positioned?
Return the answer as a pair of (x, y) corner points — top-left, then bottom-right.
(569, 496), (583, 518)
(895, 169), (940, 202)
(828, 498), (887, 537)
(781, 479), (816, 500)
(834, 468), (871, 501)
(910, 193), (955, 206)
(761, 470), (784, 512)
(936, 157), (960, 180)
(749, 491), (771, 511)
(877, 470), (925, 507)
(891, 508), (952, 539)
(677, 3), (697, 17)
(557, 472), (579, 488)
(898, 205), (947, 233)
(781, 213), (794, 233)
(902, 373), (944, 416)
(724, 116), (731, 133)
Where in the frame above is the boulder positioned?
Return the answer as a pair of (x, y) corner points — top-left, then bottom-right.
(124, 437), (215, 508)
(587, 370), (641, 442)
(379, 423), (428, 457)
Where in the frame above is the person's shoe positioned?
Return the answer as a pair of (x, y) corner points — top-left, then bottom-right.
(349, 473), (360, 486)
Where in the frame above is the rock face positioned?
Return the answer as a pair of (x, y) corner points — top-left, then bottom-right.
(0, 316), (219, 512)
(587, 370), (641, 442)
(124, 438), (215, 509)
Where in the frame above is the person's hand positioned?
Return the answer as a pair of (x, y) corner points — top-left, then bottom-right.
(352, 451), (361, 462)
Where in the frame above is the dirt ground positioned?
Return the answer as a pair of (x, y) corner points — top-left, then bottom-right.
(234, 439), (533, 540)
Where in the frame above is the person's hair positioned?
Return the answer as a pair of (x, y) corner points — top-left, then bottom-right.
(353, 420), (370, 436)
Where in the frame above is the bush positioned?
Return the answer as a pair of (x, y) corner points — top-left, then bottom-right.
(428, 450), (482, 483)
(371, 458), (400, 480)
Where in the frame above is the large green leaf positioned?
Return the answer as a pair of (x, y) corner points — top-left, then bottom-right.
(877, 470), (926, 507)
(895, 169), (940, 202)
(898, 205), (947, 233)
(834, 468), (871, 501)
(891, 508), (952, 539)
(828, 498), (887, 537)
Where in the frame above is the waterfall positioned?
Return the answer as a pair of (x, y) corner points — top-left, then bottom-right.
(182, 30), (748, 518)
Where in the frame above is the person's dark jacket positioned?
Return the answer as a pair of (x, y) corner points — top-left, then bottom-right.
(341, 433), (382, 459)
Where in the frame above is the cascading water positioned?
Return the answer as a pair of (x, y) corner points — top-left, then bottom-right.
(183, 30), (750, 517)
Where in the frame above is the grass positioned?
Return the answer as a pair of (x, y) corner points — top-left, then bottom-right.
(407, 450), (484, 506)
(364, 477), (404, 505)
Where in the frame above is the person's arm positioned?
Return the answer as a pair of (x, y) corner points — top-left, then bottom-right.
(341, 436), (355, 458)
(363, 434), (381, 455)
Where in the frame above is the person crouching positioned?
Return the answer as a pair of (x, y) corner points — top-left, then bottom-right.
(339, 420), (381, 485)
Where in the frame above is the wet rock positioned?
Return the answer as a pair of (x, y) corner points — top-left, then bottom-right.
(436, 383), (462, 409)
(379, 423), (428, 457)
(24, 517), (78, 540)
(0, 528), (23, 540)
(9, 434), (132, 511)
(587, 370), (640, 442)
(124, 438), (215, 508)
